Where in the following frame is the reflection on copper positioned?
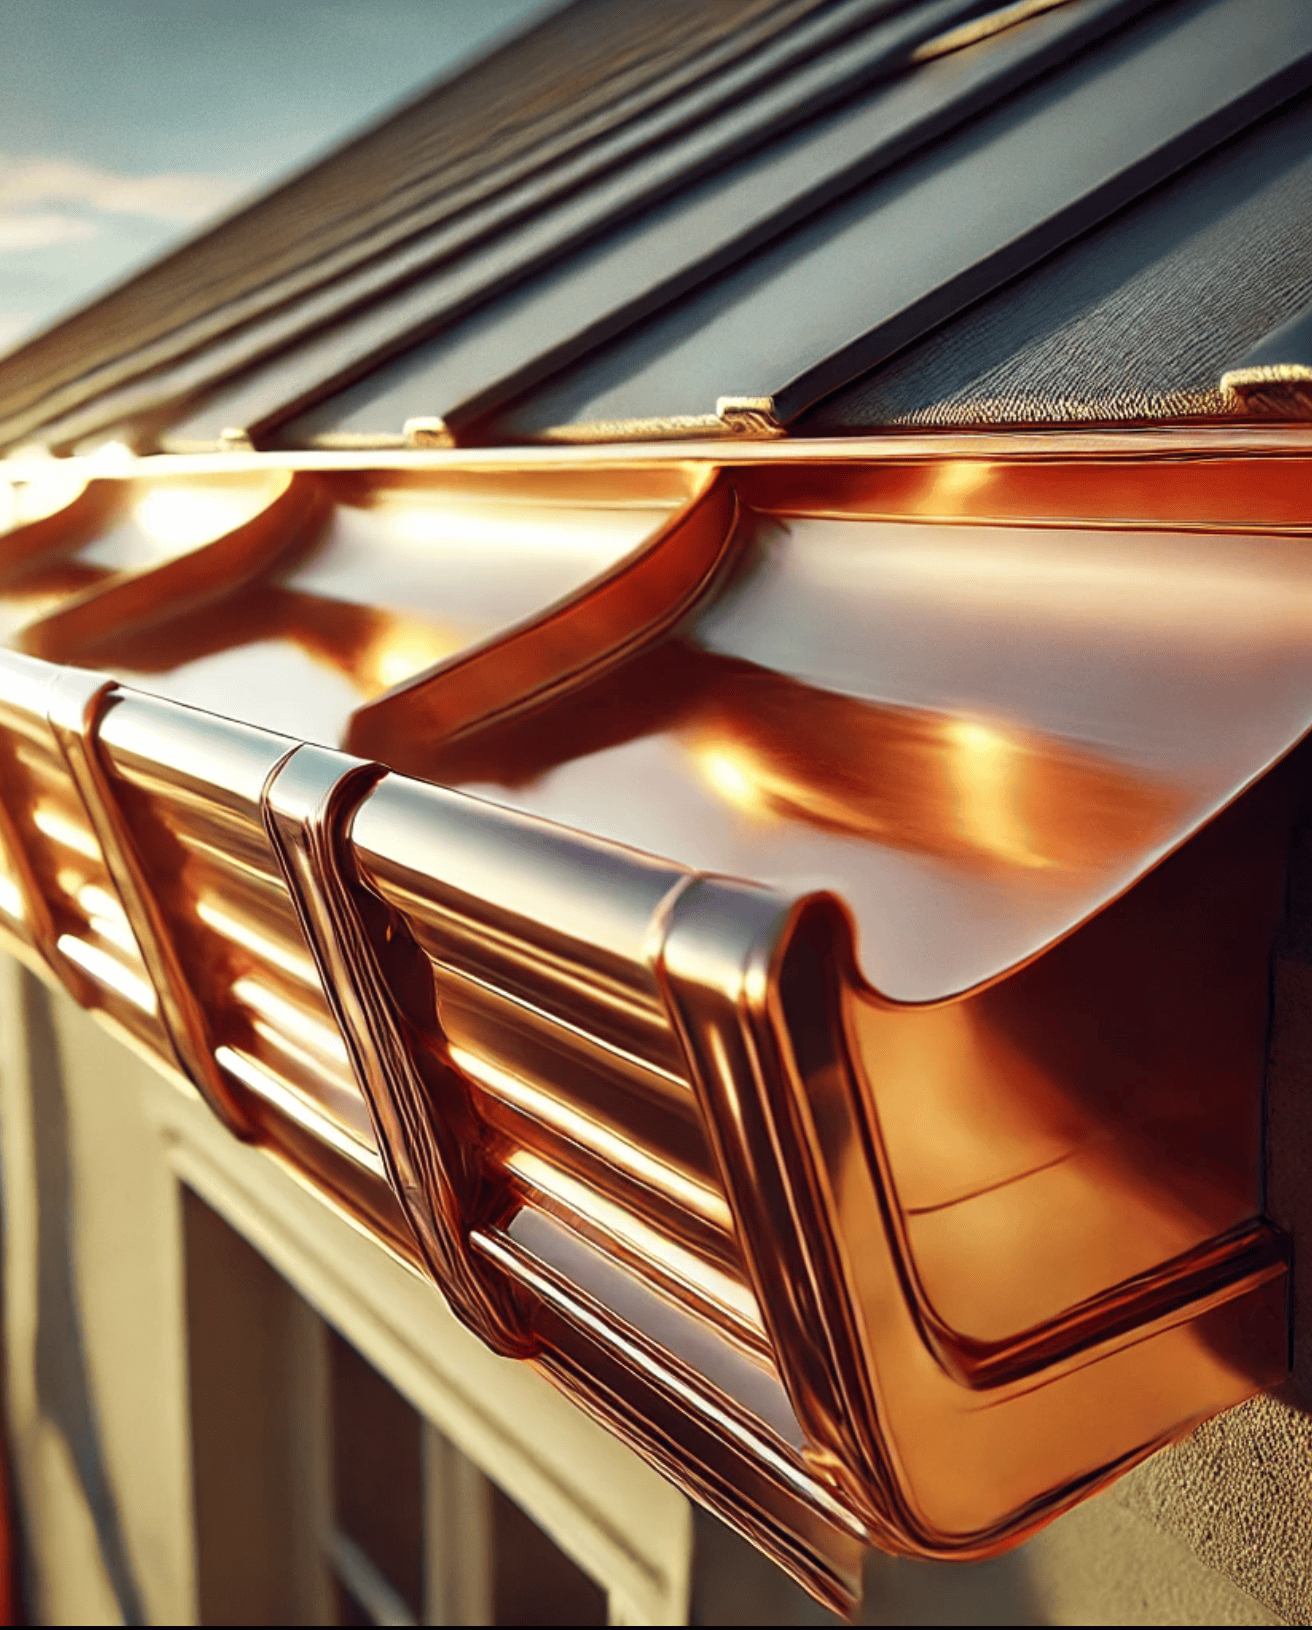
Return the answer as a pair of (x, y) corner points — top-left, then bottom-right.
(0, 464), (88, 534)
(737, 451), (1312, 533)
(131, 472), (289, 553)
(195, 895), (321, 987)
(233, 974), (352, 1068)
(44, 467), (693, 742)
(0, 859), (24, 924)
(679, 665), (1181, 877)
(353, 617), (467, 695)
(70, 879), (140, 954)
(214, 1044), (386, 1176)
(507, 1148), (765, 1340)
(919, 457), (997, 514)
(0, 482), (123, 599)
(56, 931), (157, 1012)
(0, 440), (1301, 1614)
(18, 471), (327, 667)
(32, 801), (101, 859)
(81, 440), (137, 478)
(345, 467), (736, 766)
(409, 635), (1181, 894)
(452, 1043), (732, 1230)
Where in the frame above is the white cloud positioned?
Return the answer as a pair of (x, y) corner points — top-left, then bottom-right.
(0, 154), (242, 279)
(0, 154), (241, 225)
(0, 211), (100, 254)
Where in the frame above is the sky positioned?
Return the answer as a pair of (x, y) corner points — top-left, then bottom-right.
(0, 0), (549, 353)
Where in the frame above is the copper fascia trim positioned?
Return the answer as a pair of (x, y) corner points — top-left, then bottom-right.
(0, 431), (1304, 1613)
(17, 420), (1312, 474)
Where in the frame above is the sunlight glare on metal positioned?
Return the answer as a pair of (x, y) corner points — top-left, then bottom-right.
(33, 804), (100, 860)
(0, 873), (24, 922)
(196, 897), (321, 986)
(85, 441), (137, 477)
(451, 1044), (733, 1230)
(57, 933), (157, 1012)
(77, 882), (141, 954)
(133, 474), (285, 552)
(360, 620), (464, 694)
(507, 1148), (766, 1334)
(0, 466), (87, 534)
(946, 717), (1049, 870)
(215, 1046), (385, 1174)
(372, 492), (665, 562)
(232, 974), (351, 1067)
(695, 744), (769, 816)
(924, 459), (995, 509)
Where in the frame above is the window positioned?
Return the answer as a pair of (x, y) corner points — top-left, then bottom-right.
(185, 1191), (607, 1625)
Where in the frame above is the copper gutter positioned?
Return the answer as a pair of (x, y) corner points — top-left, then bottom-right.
(0, 431), (1304, 1610)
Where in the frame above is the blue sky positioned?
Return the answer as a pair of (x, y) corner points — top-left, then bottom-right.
(0, 0), (547, 353)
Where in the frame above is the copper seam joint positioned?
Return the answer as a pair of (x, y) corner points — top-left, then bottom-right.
(43, 664), (255, 1138)
(653, 879), (898, 1529)
(715, 396), (786, 438)
(403, 416), (456, 449)
(261, 742), (535, 1358)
